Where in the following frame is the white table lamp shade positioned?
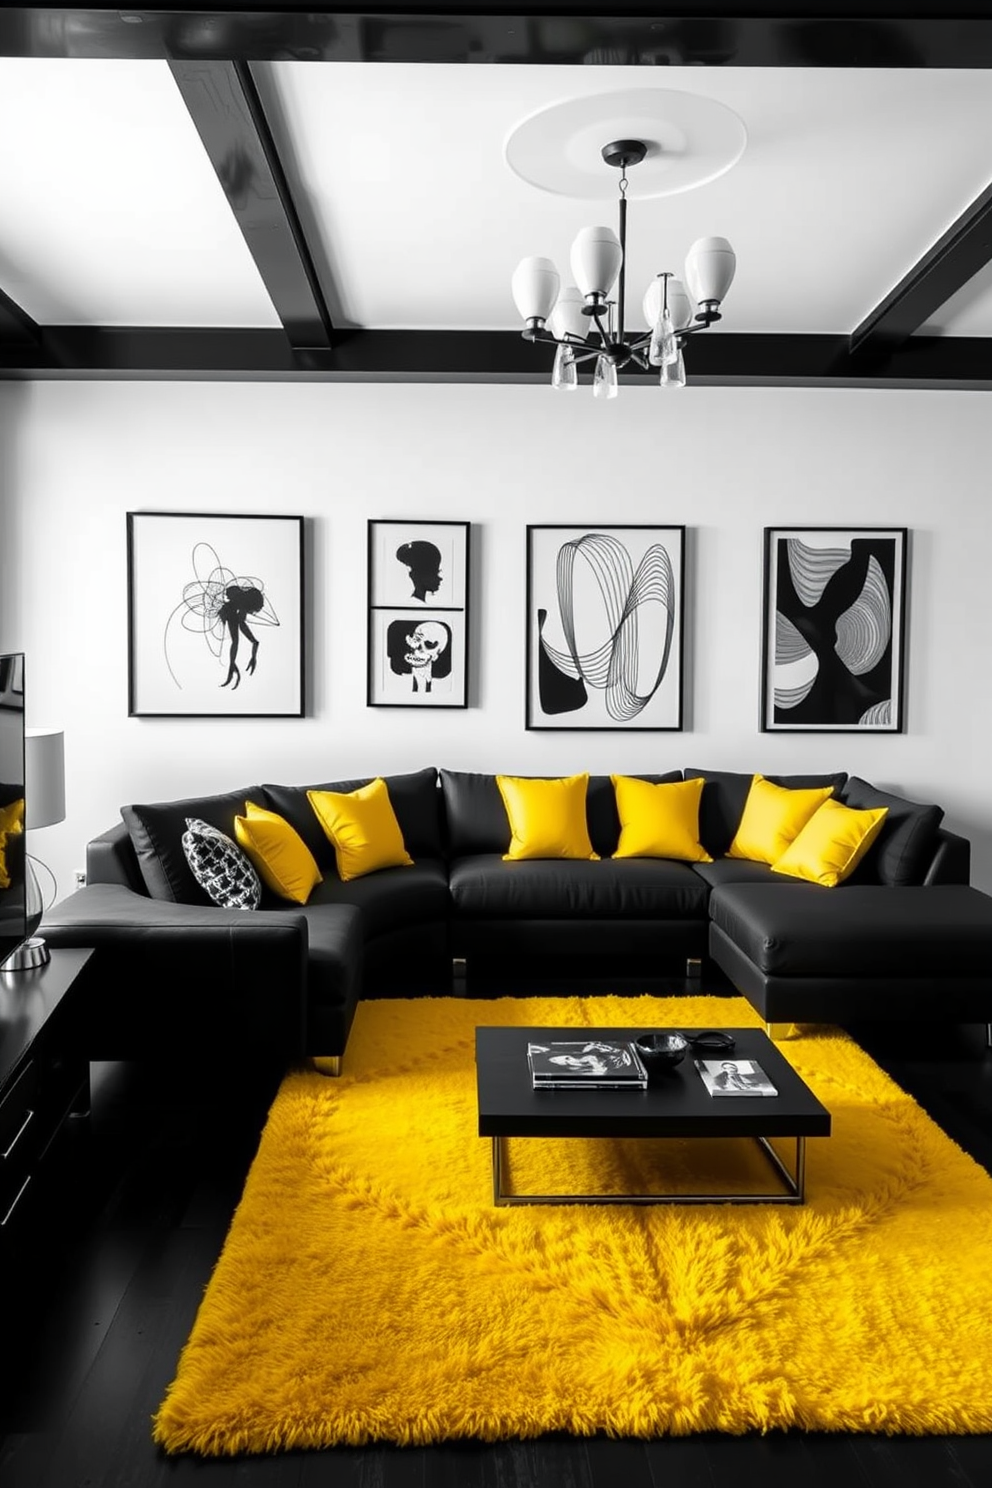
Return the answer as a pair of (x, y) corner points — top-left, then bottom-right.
(25, 728), (65, 829)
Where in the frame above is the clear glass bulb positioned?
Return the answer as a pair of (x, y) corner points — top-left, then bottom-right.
(551, 343), (578, 391)
(659, 348), (686, 388)
(592, 355), (618, 399)
(648, 308), (678, 368)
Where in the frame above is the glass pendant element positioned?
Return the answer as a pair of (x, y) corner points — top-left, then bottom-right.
(551, 343), (578, 390)
(659, 349), (686, 388)
(592, 355), (618, 399)
(648, 308), (678, 367)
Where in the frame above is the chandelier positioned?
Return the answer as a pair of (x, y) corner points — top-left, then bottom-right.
(510, 139), (736, 396)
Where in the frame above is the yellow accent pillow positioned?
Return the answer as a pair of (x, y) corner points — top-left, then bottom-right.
(0, 799), (24, 891)
(727, 775), (835, 865)
(307, 778), (414, 882)
(496, 774), (599, 862)
(771, 798), (889, 887)
(234, 801), (323, 904)
(611, 775), (713, 863)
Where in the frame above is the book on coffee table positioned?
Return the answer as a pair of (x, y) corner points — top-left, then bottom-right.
(695, 1058), (778, 1097)
(527, 1039), (649, 1089)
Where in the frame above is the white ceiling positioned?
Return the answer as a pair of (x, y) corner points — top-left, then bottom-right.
(1, 55), (992, 338)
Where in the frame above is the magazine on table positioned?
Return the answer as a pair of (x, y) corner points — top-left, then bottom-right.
(695, 1058), (778, 1097)
(527, 1039), (649, 1089)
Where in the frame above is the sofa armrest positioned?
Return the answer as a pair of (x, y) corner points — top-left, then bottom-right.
(40, 884), (310, 1061)
(923, 827), (971, 886)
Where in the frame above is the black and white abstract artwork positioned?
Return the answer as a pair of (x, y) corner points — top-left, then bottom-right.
(127, 512), (305, 718)
(367, 520), (470, 707)
(526, 525), (685, 731)
(761, 527), (907, 732)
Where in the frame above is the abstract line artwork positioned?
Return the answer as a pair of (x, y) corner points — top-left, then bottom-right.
(761, 527), (907, 732)
(526, 526), (685, 731)
(127, 512), (305, 718)
(367, 520), (470, 708)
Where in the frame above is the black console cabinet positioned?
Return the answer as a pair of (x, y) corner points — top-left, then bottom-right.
(0, 947), (94, 1248)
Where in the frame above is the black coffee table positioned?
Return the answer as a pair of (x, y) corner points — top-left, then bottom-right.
(475, 1026), (831, 1206)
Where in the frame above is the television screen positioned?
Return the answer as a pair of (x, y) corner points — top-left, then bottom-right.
(0, 653), (27, 969)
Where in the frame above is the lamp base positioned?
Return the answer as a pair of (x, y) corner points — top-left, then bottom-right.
(1, 936), (52, 973)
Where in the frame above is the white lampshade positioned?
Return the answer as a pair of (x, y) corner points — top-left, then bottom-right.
(548, 285), (588, 341)
(684, 236), (736, 306)
(642, 275), (693, 332)
(511, 256), (560, 323)
(570, 226), (622, 300)
(25, 727), (65, 829)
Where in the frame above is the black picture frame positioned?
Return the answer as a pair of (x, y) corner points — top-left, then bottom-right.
(525, 524), (686, 731)
(366, 519), (471, 708)
(126, 511), (306, 718)
(760, 526), (908, 733)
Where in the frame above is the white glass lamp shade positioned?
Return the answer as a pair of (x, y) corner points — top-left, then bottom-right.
(511, 256), (560, 323)
(684, 236), (736, 307)
(642, 276), (693, 332)
(570, 226), (622, 300)
(548, 285), (588, 342)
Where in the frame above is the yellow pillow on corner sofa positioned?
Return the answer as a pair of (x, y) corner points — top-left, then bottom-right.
(307, 778), (414, 882)
(611, 775), (713, 863)
(234, 801), (323, 904)
(771, 797), (889, 887)
(727, 774), (834, 865)
(496, 774), (599, 862)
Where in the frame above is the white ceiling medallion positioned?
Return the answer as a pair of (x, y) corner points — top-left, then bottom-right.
(504, 88), (747, 200)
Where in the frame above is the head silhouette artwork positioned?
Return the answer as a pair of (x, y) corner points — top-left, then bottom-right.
(396, 540), (442, 602)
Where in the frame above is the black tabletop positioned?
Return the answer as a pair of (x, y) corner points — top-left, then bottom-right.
(0, 948), (95, 1090)
(475, 1026), (831, 1140)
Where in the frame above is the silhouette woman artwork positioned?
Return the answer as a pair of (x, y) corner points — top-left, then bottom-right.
(396, 540), (442, 602)
(164, 542), (280, 691)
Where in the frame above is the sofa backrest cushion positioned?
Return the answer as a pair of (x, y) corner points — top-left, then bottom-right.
(121, 787), (263, 903)
(262, 767), (442, 871)
(839, 776), (944, 886)
(682, 768), (848, 860)
(440, 769), (682, 859)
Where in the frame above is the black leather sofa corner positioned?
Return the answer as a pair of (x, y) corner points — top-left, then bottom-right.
(40, 764), (991, 1071)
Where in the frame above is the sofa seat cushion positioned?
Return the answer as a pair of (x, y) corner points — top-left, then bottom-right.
(692, 858), (779, 889)
(448, 854), (709, 920)
(709, 883), (992, 978)
(302, 858), (448, 939)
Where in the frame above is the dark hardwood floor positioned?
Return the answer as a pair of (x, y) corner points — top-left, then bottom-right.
(2, 978), (990, 1488)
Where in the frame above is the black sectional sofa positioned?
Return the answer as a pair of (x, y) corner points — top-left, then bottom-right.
(41, 765), (992, 1072)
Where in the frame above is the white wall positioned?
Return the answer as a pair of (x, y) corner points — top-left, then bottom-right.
(1, 377), (991, 902)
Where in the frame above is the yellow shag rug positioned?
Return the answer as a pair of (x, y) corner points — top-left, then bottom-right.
(153, 993), (992, 1455)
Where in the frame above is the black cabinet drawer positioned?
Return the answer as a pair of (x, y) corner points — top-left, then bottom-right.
(0, 1057), (39, 1153)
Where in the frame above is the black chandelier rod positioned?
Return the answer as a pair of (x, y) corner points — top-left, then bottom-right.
(617, 189), (627, 349)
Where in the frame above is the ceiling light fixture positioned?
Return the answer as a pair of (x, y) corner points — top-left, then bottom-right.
(511, 139), (735, 396)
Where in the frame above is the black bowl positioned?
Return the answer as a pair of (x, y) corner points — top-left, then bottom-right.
(635, 1031), (689, 1073)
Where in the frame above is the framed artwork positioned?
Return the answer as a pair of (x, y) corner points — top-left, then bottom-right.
(367, 519), (470, 707)
(760, 526), (907, 732)
(526, 525), (685, 731)
(127, 512), (305, 718)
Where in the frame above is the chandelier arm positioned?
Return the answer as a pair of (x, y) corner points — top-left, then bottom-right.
(617, 191), (626, 348)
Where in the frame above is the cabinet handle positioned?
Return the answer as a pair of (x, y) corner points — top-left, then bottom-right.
(1, 1175), (31, 1227)
(1, 1108), (34, 1161)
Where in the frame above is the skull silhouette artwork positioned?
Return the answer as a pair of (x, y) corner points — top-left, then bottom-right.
(386, 618), (452, 694)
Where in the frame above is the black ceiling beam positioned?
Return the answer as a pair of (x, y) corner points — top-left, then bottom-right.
(169, 59), (333, 349)
(3, 9), (992, 68)
(0, 286), (41, 348)
(3, 327), (990, 389)
(850, 180), (992, 360)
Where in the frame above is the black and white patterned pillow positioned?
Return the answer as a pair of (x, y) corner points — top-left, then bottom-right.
(181, 817), (261, 911)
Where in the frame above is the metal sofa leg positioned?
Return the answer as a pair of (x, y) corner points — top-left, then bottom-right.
(311, 1055), (341, 1077)
(766, 1022), (797, 1042)
(686, 957), (702, 978)
(987, 1023), (991, 1050)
